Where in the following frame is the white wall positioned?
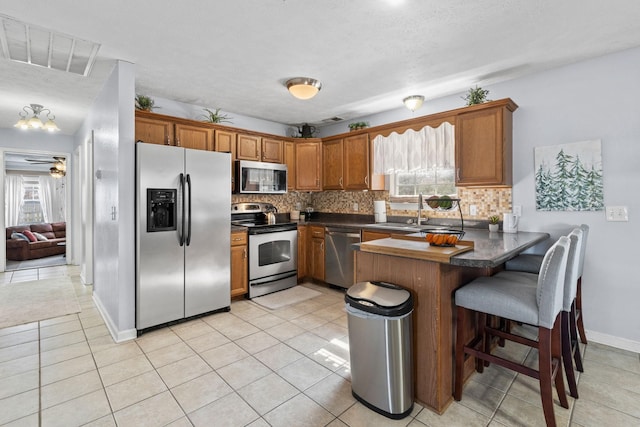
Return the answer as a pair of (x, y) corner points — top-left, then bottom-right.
(76, 60), (137, 342)
(325, 47), (640, 351)
(144, 96), (291, 137)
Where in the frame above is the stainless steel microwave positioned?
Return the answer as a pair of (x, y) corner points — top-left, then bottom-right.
(234, 160), (287, 194)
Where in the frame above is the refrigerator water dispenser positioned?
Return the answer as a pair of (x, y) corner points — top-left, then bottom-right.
(147, 189), (177, 232)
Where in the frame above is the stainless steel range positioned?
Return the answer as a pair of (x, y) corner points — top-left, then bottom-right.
(231, 203), (298, 298)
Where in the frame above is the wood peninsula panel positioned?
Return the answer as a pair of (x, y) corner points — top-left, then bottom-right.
(354, 251), (493, 414)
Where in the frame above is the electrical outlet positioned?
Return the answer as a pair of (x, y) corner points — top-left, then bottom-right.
(605, 206), (628, 221)
(513, 205), (522, 216)
(353, 202), (359, 212)
(469, 205), (477, 216)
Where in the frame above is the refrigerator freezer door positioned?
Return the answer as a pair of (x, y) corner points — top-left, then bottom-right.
(136, 143), (186, 330)
(184, 149), (231, 317)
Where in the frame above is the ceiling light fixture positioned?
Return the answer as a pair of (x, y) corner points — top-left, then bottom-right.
(403, 95), (425, 112)
(286, 77), (322, 100)
(14, 104), (60, 132)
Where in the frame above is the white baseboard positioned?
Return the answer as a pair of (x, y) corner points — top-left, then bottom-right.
(92, 294), (137, 343)
(586, 329), (640, 353)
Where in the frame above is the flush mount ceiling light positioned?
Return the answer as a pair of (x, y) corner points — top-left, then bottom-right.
(403, 95), (425, 112)
(14, 104), (60, 132)
(286, 77), (322, 100)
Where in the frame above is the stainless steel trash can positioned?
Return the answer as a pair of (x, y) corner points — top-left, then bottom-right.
(345, 281), (414, 419)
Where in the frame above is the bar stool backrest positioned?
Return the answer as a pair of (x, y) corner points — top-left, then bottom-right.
(577, 224), (589, 278)
(537, 236), (570, 329)
(562, 228), (583, 311)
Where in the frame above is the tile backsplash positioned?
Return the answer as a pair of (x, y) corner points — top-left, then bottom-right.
(232, 187), (512, 221)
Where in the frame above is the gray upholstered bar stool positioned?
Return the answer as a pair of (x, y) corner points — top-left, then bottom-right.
(454, 236), (570, 427)
(505, 224), (589, 345)
(495, 228), (584, 399)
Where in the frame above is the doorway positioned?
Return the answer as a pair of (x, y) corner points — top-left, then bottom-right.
(4, 151), (69, 271)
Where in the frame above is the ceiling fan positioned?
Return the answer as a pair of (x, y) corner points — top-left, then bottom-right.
(25, 156), (66, 177)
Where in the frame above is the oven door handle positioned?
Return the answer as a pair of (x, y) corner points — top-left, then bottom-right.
(250, 272), (297, 287)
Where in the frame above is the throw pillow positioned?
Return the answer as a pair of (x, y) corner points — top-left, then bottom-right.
(23, 230), (37, 242)
(33, 232), (49, 241)
(11, 232), (29, 241)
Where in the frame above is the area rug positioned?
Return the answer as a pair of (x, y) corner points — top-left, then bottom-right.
(0, 277), (81, 329)
(252, 285), (321, 310)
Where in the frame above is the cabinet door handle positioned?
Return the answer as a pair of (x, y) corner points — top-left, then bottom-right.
(166, 135), (171, 145)
(456, 168), (460, 181)
(364, 175), (369, 185)
(243, 248), (247, 258)
(176, 136), (180, 147)
(339, 177), (343, 186)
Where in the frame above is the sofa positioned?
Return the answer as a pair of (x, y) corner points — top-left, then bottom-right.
(6, 222), (66, 261)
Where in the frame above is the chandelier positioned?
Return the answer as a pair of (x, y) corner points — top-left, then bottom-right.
(14, 104), (60, 132)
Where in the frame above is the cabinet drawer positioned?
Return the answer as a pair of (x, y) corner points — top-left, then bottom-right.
(310, 226), (325, 239)
(231, 231), (248, 246)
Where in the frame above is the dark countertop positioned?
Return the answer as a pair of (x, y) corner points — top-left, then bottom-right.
(296, 212), (550, 269)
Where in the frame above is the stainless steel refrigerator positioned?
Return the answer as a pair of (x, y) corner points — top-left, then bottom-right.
(136, 142), (231, 332)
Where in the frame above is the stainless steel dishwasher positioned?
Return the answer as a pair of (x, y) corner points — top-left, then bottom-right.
(325, 227), (361, 289)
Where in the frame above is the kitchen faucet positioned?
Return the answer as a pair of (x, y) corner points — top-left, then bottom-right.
(417, 193), (424, 225)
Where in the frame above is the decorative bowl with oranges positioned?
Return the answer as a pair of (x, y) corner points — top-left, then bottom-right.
(422, 229), (465, 247)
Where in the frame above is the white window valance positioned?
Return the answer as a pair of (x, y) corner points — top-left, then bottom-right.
(373, 121), (455, 174)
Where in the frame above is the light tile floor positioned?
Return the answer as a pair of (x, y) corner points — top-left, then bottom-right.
(1, 265), (639, 426)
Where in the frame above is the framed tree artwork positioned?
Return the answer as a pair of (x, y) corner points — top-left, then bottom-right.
(534, 139), (604, 211)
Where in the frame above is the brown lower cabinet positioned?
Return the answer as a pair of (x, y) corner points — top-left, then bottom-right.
(297, 225), (308, 280)
(230, 230), (248, 298)
(310, 226), (325, 281)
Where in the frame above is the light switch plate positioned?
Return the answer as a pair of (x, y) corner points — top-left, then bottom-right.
(469, 205), (477, 216)
(605, 206), (628, 221)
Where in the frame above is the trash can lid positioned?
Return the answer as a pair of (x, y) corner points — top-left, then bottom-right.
(345, 281), (413, 316)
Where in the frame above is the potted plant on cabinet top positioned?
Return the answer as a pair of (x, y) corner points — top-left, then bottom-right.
(348, 121), (369, 131)
(488, 215), (500, 232)
(462, 86), (490, 106)
(200, 108), (232, 124)
(135, 94), (157, 111)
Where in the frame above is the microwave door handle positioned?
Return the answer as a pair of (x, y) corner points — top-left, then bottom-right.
(186, 174), (192, 246)
(179, 173), (185, 246)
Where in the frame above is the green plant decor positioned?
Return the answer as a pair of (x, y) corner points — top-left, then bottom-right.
(135, 94), (156, 111)
(462, 86), (490, 106)
(489, 215), (500, 224)
(348, 121), (369, 131)
(201, 108), (232, 124)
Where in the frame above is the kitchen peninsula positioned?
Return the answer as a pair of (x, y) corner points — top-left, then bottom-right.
(353, 229), (549, 414)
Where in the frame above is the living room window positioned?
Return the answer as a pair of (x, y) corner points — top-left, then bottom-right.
(18, 179), (45, 224)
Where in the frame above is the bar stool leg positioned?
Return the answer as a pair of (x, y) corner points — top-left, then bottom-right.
(538, 326), (559, 427)
(570, 301), (584, 372)
(576, 278), (588, 344)
(561, 311), (579, 398)
(454, 305), (466, 401)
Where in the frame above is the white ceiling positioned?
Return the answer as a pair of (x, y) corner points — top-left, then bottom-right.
(1, 0), (640, 135)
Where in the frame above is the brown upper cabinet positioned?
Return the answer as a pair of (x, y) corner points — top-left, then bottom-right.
(214, 129), (237, 158)
(135, 115), (174, 146)
(236, 134), (261, 161)
(455, 99), (517, 187)
(174, 123), (213, 150)
(322, 134), (370, 190)
(135, 112), (213, 150)
(284, 140), (296, 191)
(295, 139), (322, 191)
(262, 138), (284, 163)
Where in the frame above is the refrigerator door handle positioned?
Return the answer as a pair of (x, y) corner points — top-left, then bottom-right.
(186, 173), (192, 246)
(179, 173), (185, 246)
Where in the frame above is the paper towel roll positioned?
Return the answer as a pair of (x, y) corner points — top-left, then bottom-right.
(374, 200), (387, 223)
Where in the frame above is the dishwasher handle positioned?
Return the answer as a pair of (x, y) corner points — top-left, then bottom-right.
(325, 227), (361, 239)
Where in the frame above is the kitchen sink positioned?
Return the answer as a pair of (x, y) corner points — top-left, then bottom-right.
(367, 223), (448, 232)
